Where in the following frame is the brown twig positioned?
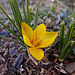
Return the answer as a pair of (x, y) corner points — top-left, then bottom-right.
(27, 47), (39, 65)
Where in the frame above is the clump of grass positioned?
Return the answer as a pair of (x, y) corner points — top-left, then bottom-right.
(59, 21), (75, 62)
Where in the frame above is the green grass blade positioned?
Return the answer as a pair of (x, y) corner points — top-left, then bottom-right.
(0, 35), (26, 49)
(65, 12), (75, 22)
(9, 0), (20, 30)
(59, 22), (65, 51)
(64, 21), (75, 45)
(34, 0), (40, 29)
(13, 0), (22, 22)
(68, 21), (75, 42)
(12, 16), (15, 31)
(0, 42), (10, 48)
(9, 0), (22, 31)
(64, 23), (72, 45)
(0, 35), (20, 44)
(26, 0), (30, 26)
(0, 6), (22, 36)
(63, 42), (75, 59)
(10, 20), (13, 30)
(71, 32), (75, 40)
(21, 0), (27, 24)
(0, 21), (20, 38)
(59, 41), (72, 59)
(51, 5), (56, 14)
(0, 21), (26, 49)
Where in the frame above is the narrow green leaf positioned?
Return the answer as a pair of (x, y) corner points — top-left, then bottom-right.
(64, 22), (75, 45)
(13, 0), (22, 22)
(0, 6), (22, 36)
(41, 5), (48, 14)
(34, 0), (40, 29)
(51, 5), (56, 14)
(0, 21), (26, 49)
(0, 21), (18, 38)
(0, 35), (20, 44)
(9, 0), (20, 30)
(63, 42), (75, 59)
(71, 32), (75, 40)
(0, 35), (26, 49)
(26, 0), (30, 25)
(65, 12), (75, 22)
(9, 0), (22, 31)
(59, 22), (65, 51)
(68, 21), (75, 42)
(10, 20), (13, 30)
(21, 0), (27, 24)
(0, 42), (10, 48)
(64, 23), (72, 45)
(12, 16), (15, 31)
(59, 41), (72, 59)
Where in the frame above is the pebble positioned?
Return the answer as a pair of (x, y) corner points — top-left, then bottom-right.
(13, 53), (24, 69)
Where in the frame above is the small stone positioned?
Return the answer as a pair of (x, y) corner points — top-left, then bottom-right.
(9, 49), (15, 56)
(13, 53), (24, 69)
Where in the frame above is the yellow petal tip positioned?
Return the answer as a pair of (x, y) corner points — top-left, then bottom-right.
(29, 47), (44, 61)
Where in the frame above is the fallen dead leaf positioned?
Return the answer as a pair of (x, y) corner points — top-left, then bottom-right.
(54, 64), (67, 74)
(65, 62), (75, 73)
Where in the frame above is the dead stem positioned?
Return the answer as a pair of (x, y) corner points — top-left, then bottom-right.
(27, 47), (39, 65)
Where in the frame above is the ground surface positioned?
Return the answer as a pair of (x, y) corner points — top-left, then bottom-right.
(0, 0), (75, 75)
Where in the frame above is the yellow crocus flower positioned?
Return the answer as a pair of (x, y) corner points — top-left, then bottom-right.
(21, 22), (58, 61)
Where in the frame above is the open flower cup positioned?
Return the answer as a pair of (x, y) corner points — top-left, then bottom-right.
(21, 22), (58, 61)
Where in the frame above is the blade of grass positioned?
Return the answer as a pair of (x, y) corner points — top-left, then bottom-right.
(12, 16), (15, 31)
(26, 0), (30, 26)
(64, 23), (72, 45)
(68, 21), (75, 42)
(41, 5), (48, 14)
(71, 32), (75, 40)
(9, 0), (21, 31)
(65, 12), (75, 22)
(59, 22), (65, 52)
(64, 22), (74, 45)
(21, 0), (27, 24)
(63, 42), (75, 59)
(0, 42), (10, 49)
(59, 41), (72, 59)
(10, 20), (13, 30)
(0, 6), (22, 36)
(13, 0), (23, 23)
(51, 5), (56, 14)
(0, 21), (26, 49)
(0, 35), (26, 49)
(34, 0), (40, 29)
(0, 35), (20, 44)
(0, 21), (20, 39)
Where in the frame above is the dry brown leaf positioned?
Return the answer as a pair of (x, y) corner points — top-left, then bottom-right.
(65, 62), (75, 73)
(54, 64), (67, 74)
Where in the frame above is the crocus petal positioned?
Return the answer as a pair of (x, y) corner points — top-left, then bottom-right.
(32, 24), (46, 41)
(23, 35), (34, 47)
(36, 31), (58, 48)
(29, 47), (44, 61)
(43, 31), (58, 40)
(21, 22), (33, 39)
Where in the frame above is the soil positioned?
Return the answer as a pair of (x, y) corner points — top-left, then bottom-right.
(0, 0), (75, 75)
